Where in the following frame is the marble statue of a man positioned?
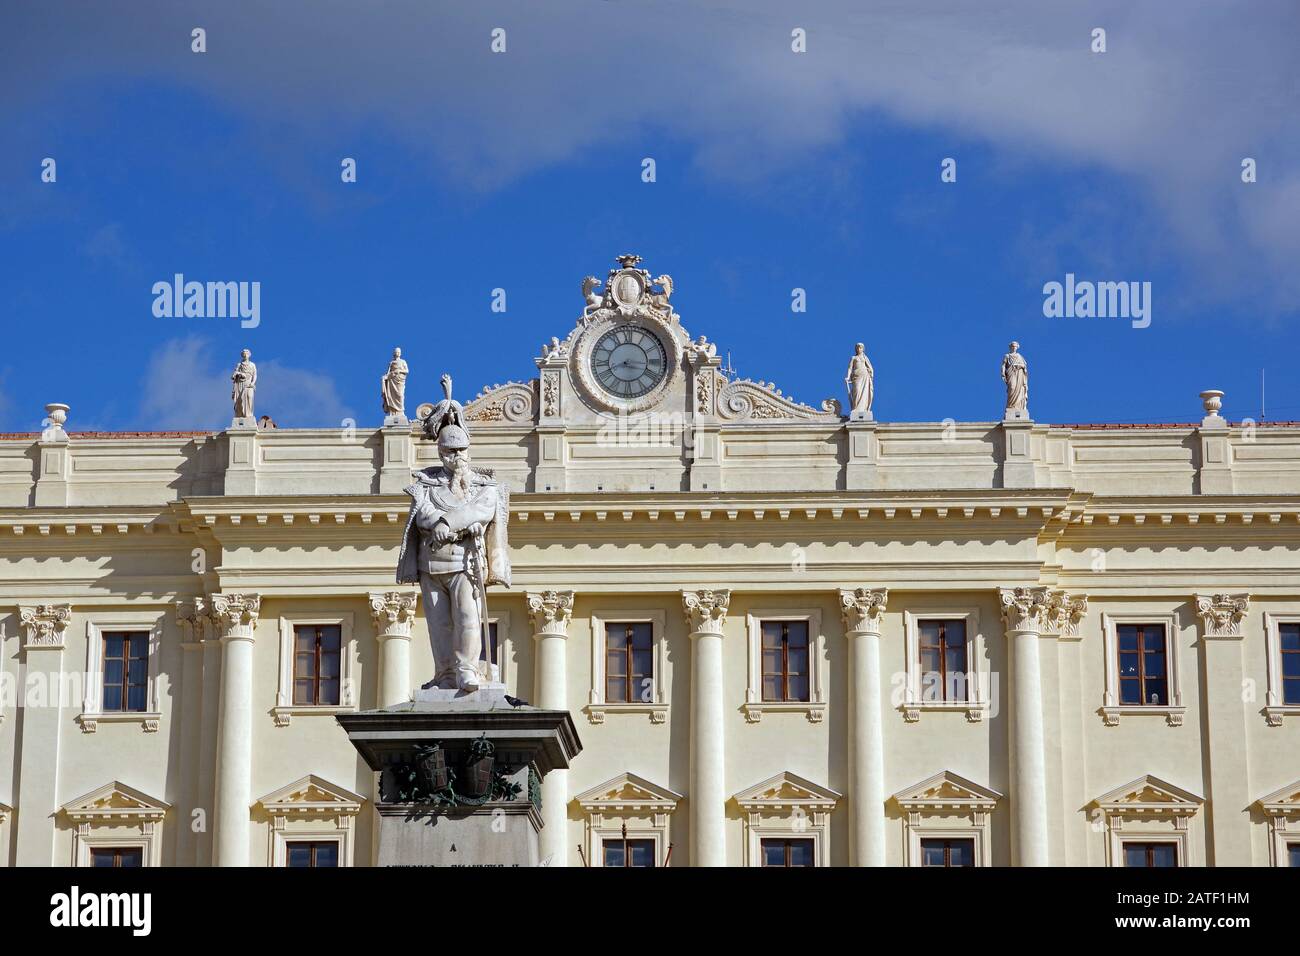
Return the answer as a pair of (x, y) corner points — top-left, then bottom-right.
(396, 377), (511, 691)
(231, 349), (256, 420)
(845, 343), (874, 419)
(1001, 341), (1028, 418)
(381, 347), (408, 419)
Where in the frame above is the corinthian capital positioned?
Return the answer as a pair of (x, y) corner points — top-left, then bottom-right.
(840, 588), (888, 636)
(19, 603), (71, 648)
(176, 597), (208, 643)
(527, 590), (574, 637)
(998, 586), (1052, 633)
(1195, 593), (1249, 639)
(1044, 590), (1088, 638)
(369, 591), (417, 638)
(207, 593), (261, 639)
(682, 589), (731, 636)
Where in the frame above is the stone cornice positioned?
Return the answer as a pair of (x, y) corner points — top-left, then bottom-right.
(527, 590), (575, 637)
(683, 589), (731, 636)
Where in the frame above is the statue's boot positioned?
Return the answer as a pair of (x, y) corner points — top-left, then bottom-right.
(456, 666), (480, 692)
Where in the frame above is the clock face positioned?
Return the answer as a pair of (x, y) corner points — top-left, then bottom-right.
(590, 325), (668, 399)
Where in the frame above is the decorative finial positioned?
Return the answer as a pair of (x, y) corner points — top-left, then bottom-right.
(441, 373), (453, 401)
(615, 254), (643, 269)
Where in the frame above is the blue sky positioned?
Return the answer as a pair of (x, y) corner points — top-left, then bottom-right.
(2, 1), (1297, 432)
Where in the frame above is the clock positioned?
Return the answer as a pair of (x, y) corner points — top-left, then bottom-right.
(589, 325), (668, 400)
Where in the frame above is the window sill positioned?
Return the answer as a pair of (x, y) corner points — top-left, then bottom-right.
(743, 701), (825, 724)
(78, 711), (161, 734)
(1263, 706), (1300, 727)
(901, 701), (986, 723)
(584, 703), (668, 725)
(271, 705), (355, 727)
(1100, 705), (1185, 727)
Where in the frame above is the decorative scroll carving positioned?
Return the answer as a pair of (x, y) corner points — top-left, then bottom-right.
(19, 603), (71, 648)
(1195, 593), (1249, 638)
(840, 588), (888, 635)
(718, 378), (841, 422)
(207, 593), (261, 637)
(998, 586), (1052, 632)
(464, 381), (537, 424)
(369, 591), (417, 638)
(683, 589), (731, 635)
(1044, 590), (1088, 637)
(527, 590), (575, 636)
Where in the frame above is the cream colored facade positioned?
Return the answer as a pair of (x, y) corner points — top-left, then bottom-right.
(2, 285), (1300, 867)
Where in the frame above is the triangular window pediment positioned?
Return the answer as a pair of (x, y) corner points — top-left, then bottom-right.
(575, 772), (682, 812)
(1255, 779), (1300, 816)
(1092, 775), (1203, 814)
(256, 774), (365, 817)
(893, 771), (1001, 812)
(61, 781), (169, 823)
(733, 771), (841, 811)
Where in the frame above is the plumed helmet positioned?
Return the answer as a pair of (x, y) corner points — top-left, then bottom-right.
(437, 423), (470, 450)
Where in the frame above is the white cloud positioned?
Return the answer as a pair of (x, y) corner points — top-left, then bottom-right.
(7, 1), (1300, 308)
(139, 337), (353, 430)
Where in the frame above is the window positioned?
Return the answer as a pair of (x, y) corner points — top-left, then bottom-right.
(575, 773), (681, 867)
(1101, 613), (1183, 725)
(286, 841), (339, 868)
(918, 619), (967, 703)
(744, 610), (825, 722)
(1117, 624), (1168, 705)
(893, 771), (1000, 867)
(79, 618), (163, 732)
(258, 775), (364, 867)
(586, 611), (668, 723)
(274, 613), (355, 725)
(761, 621), (809, 702)
(761, 838), (815, 867)
(602, 838), (656, 867)
(481, 621), (499, 666)
(920, 838), (975, 868)
(1123, 842), (1178, 868)
(901, 608), (987, 721)
(294, 624), (341, 705)
(1092, 775), (1203, 866)
(1289, 843), (1300, 868)
(1254, 778), (1300, 866)
(735, 771), (839, 867)
(1281, 624), (1300, 705)
(90, 847), (143, 868)
(605, 622), (653, 704)
(101, 632), (149, 713)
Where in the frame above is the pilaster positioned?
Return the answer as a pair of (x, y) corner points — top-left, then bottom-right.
(369, 591), (417, 707)
(13, 603), (71, 864)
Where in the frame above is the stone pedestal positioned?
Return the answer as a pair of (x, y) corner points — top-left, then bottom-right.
(845, 419), (879, 490)
(337, 688), (581, 867)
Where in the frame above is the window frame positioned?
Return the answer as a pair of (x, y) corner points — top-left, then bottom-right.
(893, 770), (999, 867)
(1092, 774), (1202, 867)
(258, 774), (364, 867)
(744, 609), (826, 723)
(284, 840), (342, 868)
(1121, 841), (1179, 868)
(89, 845), (146, 868)
(79, 616), (164, 733)
(901, 608), (987, 722)
(575, 772), (681, 868)
(759, 836), (817, 868)
(600, 836), (658, 868)
(483, 610), (513, 691)
(274, 612), (355, 726)
(734, 771), (839, 868)
(586, 610), (668, 723)
(1264, 613), (1300, 726)
(62, 781), (169, 867)
(1101, 612), (1185, 726)
(1254, 778), (1300, 866)
(919, 836), (977, 868)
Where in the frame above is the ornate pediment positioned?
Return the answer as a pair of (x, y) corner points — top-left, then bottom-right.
(893, 771), (1001, 813)
(1254, 779), (1300, 816)
(717, 377), (840, 423)
(464, 380), (537, 424)
(733, 771), (840, 812)
(61, 781), (169, 824)
(1091, 775), (1203, 817)
(256, 774), (365, 818)
(574, 772), (683, 813)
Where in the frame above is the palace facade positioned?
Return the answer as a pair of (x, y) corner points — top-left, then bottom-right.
(2, 259), (1299, 867)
